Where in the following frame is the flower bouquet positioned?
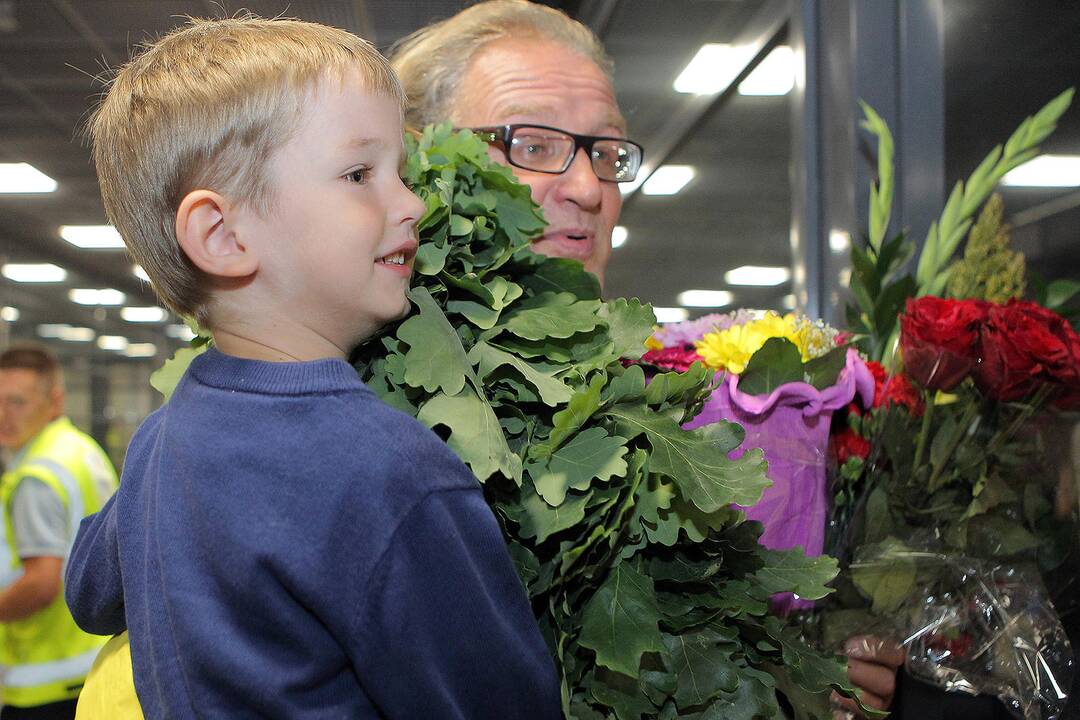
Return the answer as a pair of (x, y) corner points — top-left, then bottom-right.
(820, 89), (1080, 717)
(643, 311), (874, 614)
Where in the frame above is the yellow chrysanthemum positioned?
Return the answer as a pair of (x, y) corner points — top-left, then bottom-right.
(645, 334), (664, 351)
(694, 312), (806, 373)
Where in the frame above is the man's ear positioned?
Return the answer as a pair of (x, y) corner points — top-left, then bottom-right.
(175, 190), (258, 278)
(47, 384), (64, 417)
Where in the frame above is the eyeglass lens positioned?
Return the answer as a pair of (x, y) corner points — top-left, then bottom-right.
(508, 128), (640, 182)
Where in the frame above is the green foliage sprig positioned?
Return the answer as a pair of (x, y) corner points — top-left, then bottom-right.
(352, 124), (863, 719)
(847, 88), (1074, 363)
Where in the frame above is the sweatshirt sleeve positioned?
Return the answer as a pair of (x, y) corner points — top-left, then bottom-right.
(65, 492), (126, 636)
(350, 487), (562, 720)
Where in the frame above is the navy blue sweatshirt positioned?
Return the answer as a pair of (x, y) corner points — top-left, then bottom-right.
(65, 348), (560, 719)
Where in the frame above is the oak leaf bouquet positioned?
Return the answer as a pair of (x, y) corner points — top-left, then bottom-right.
(353, 124), (867, 719)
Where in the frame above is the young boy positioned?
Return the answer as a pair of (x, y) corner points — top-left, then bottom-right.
(64, 16), (560, 719)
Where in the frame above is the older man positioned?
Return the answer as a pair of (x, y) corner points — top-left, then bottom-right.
(391, 2), (903, 716)
(0, 346), (117, 719)
(391, 0), (636, 287)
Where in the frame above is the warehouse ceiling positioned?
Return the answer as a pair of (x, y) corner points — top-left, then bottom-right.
(0, 0), (1077, 365)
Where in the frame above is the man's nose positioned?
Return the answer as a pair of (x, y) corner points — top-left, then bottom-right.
(554, 147), (604, 209)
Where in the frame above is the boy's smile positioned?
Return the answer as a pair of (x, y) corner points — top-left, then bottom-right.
(232, 69), (424, 358)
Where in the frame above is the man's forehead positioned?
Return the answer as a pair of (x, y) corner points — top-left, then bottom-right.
(0, 368), (50, 392)
(497, 102), (626, 135)
(466, 39), (626, 132)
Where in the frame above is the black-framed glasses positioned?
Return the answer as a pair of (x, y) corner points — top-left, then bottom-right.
(471, 124), (644, 182)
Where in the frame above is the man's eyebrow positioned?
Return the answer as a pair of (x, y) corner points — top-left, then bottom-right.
(498, 104), (628, 136)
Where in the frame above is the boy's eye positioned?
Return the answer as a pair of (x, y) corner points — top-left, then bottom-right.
(345, 168), (369, 184)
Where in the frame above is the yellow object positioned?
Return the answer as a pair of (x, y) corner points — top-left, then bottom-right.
(75, 632), (143, 720)
(695, 312), (807, 373)
(0, 417), (119, 707)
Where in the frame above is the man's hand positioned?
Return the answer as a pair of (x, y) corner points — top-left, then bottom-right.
(832, 635), (905, 718)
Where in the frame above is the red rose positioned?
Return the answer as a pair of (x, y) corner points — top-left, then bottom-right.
(973, 299), (1080, 402)
(833, 428), (871, 464)
(900, 297), (989, 391)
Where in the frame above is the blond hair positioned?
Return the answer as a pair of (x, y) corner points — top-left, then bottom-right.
(90, 16), (404, 325)
(390, 0), (612, 130)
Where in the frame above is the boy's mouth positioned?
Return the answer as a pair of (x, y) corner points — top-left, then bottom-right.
(377, 251), (407, 266)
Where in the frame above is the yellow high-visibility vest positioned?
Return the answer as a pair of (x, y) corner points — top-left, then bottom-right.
(0, 417), (117, 707)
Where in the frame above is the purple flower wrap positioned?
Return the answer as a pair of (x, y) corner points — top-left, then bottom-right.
(683, 349), (874, 612)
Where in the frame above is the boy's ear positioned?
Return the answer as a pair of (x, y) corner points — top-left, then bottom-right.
(175, 190), (258, 278)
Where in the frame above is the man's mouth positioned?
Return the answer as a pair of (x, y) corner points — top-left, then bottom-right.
(533, 230), (594, 262)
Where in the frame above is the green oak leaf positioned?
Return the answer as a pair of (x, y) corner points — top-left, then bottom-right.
(644, 363), (713, 408)
(737, 337), (805, 396)
(534, 372), (606, 456)
(694, 667), (779, 720)
(504, 483), (590, 542)
(603, 364), (648, 405)
(764, 616), (852, 696)
(498, 292), (603, 340)
(528, 427), (629, 506)
(751, 548), (838, 601)
(519, 256), (602, 300)
(416, 388), (522, 484)
(605, 405), (770, 512)
(414, 241), (450, 275)
(662, 629), (741, 709)
(446, 299), (501, 329)
(579, 563), (666, 677)
(150, 345), (208, 400)
(398, 287), (472, 395)
(585, 667), (659, 720)
(600, 298), (655, 360)
(470, 341), (572, 407)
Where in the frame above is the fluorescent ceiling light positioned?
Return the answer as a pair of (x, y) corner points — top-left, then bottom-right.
(782, 294), (797, 310)
(674, 44), (755, 95)
(642, 166), (695, 196)
(69, 288), (126, 306)
(829, 230), (851, 253)
(58, 326), (95, 342)
(738, 46), (795, 96)
(124, 343), (157, 358)
(1001, 154), (1080, 187)
(724, 265), (792, 286)
(37, 324), (67, 338)
(121, 306), (167, 323)
(133, 265), (150, 282)
(37, 324), (94, 342)
(2, 263), (67, 283)
(165, 324), (196, 341)
(0, 163), (57, 193)
(611, 226), (628, 249)
(653, 307), (690, 323)
(619, 177), (645, 196)
(1, 306), (18, 322)
(677, 289), (734, 308)
(60, 225), (125, 249)
(97, 335), (129, 351)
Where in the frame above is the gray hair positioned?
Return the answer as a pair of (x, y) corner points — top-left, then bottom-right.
(390, 0), (613, 130)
